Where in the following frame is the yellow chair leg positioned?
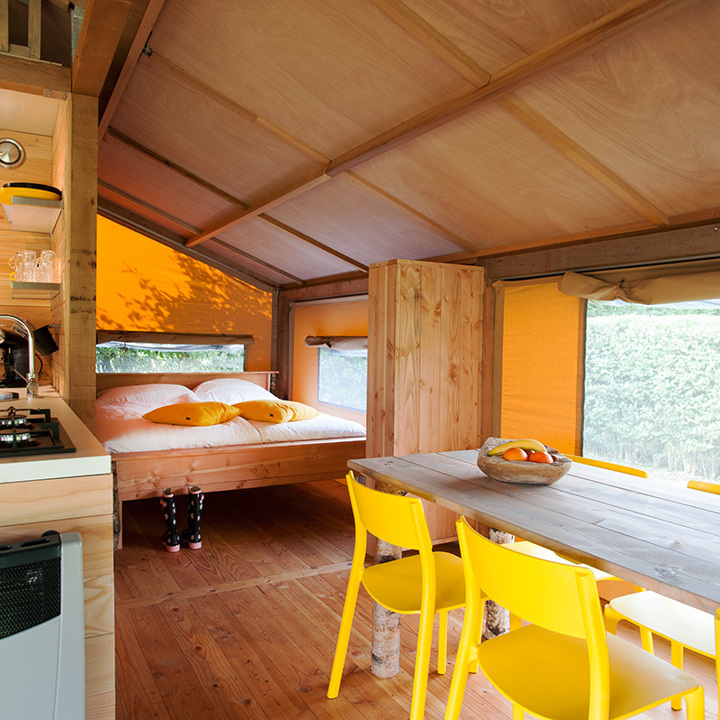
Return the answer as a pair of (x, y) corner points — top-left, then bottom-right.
(639, 626), (655, 654)
(512, 704), (524, 720)
(438, 610), (448, 675)
(684, 685), (704, 720)
(410, 603), (435, 720)
(443, 607), (479, 720)
(327, 563), (363, 699)
(604, 604), (621, 635)
(670, 640), (684, 711)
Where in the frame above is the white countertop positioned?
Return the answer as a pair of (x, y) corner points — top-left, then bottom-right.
(0, 389), (111, 483)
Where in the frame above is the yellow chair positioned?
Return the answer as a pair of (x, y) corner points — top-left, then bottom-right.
(327, 471), (466, 720)
(445, 516), (704, 720)
(605, 479), (720, 711)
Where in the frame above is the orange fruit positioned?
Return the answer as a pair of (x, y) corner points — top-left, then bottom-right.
(528, 451), (554, 464)
(502, 447), (528, 461)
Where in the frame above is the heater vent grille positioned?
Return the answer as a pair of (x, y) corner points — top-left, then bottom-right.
(0, 557), (61, 639)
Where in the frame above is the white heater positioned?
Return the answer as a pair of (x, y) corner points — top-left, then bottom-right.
(0, 531), (85, 720)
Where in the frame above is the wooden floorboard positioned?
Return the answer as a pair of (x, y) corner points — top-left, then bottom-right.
(115, 480), (719, 719)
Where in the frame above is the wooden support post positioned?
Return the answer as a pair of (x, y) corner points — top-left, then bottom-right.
(27, 0), (41, 59)
(0, 0), (9, 53)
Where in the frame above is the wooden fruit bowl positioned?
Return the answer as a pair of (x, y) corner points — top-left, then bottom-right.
(477, 437), (572, 485)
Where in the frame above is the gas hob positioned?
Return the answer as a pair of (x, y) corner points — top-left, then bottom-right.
(0, 406), (77, 458)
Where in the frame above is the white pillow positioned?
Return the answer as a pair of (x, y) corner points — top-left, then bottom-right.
(192, 377), (276, 404)
(96, 383), (200, 407)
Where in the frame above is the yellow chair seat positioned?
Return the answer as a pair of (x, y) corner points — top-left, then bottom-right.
(608, 591), (715, 658)
(363, 551), (465, 614)
(478, 624), (702, 720)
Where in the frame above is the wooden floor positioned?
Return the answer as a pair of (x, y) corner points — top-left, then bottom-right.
(114, 479), (719, 719)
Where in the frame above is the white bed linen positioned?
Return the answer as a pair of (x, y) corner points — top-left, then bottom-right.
(95, 383), (366, 455)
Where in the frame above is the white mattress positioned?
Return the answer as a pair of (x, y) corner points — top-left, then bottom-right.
(95, 379), (366, 455)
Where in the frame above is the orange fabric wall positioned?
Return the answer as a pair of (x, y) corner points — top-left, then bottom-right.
(96, 216), (273, 369)
(292, 298), (368, 425)
(499, 280), (584, 455)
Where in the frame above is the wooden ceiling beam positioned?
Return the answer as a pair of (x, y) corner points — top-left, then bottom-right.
(72, 0), (134, 96)
(185, 169), (330, 247)
(106, 127), (367, 269)
(327, 0), (692, 176)
(98, 0), (167, 140)
(499, 95), (670, 227)
(0, 52), (71, 96)
(367, 0), (491, 87)
(208, 236), (305, 285)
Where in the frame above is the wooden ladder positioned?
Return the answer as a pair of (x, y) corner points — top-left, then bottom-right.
(0, 0), (42, 59)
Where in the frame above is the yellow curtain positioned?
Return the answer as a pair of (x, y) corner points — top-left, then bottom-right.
(96, 216), (274, 369)
(496, 278), (584, 455)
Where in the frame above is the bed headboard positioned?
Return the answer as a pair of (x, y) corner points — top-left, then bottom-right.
(96, 371), (277, 395)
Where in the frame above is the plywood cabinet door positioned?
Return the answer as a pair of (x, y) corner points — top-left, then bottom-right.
(367, 259), (485, 542)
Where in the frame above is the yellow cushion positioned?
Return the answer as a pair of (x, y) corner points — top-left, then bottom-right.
(143, 402), (240, 426)
(234, 399), (320, 423)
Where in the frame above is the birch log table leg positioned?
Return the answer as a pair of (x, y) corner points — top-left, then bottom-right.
(483, 528), (514, 638)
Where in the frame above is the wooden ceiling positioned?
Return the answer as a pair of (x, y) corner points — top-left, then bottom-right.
(95, 0), (720, 291)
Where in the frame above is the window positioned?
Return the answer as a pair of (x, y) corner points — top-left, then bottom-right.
(583, 299), (720, 486)
(96, 341), (245, 373)
(317, 347), (367, 411)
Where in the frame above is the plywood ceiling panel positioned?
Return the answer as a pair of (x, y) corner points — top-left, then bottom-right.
(217, 219), (362, 282)
(402, 0), (627, 75)
(148, 0), (474, 158)
(98, 134), (237, 232)
(200, 241), (307, 287)
(268, 174), (467, 264)
(110, 56), (321, 204)
(513, 0), (720, 217)
(353, 101), (644, 248)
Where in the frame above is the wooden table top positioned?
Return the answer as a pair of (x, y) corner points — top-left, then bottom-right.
(349, 450), (720, 613)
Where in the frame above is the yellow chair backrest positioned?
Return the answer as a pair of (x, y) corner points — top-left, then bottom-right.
(457, 516), (605, 642)
(346, 472), (432, 552)
(687, 479), (720, 495)
(565, 454), (648, 478)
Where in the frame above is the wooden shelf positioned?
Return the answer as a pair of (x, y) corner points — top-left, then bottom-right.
(2, 196), (63, 234)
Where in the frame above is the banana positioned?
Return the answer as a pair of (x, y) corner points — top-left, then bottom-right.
(488, 438), (546, 456)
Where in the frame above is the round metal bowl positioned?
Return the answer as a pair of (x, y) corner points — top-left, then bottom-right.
(477, 437), (572, 485)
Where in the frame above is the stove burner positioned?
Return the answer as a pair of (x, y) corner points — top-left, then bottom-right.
(0, 405), (76, 457)
(0, 430), (36, 445)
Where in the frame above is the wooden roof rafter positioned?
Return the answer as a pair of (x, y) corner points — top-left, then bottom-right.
(72, 0), (134, 96)
(105, 126), (368, 273)
(98, 0), (167, 139)
(182, 0), (688, 250)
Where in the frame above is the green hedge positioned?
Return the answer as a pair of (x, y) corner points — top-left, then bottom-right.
(583, 301), (720, 483)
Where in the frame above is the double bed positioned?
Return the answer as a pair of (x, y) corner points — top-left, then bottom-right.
(95, 372), (366, 546)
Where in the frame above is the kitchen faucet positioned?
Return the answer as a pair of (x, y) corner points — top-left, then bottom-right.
(0, 315), (39, 397)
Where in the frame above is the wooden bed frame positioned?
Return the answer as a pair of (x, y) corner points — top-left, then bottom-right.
(97, 372), (366, 547)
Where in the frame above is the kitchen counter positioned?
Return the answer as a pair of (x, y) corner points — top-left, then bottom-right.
(0, 390), (110, 483)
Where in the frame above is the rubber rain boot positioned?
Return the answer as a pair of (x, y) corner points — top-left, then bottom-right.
(182, 486), (204, 550)
(160, 488), (180, 552)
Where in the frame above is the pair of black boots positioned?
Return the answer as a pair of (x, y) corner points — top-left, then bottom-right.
(160, 486), (204, 553)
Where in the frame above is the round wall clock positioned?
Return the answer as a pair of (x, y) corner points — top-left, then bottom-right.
(0, 138), (25, 169)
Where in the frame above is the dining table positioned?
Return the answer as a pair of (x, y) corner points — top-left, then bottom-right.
(348, 449), (720, 675)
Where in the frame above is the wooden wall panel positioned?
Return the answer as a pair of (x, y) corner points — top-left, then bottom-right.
(367, 259), (485, 542)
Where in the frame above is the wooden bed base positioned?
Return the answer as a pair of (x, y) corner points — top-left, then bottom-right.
(96, 373), (366, 547)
